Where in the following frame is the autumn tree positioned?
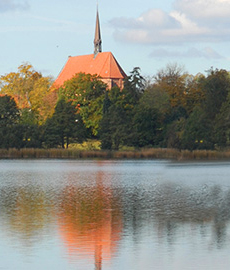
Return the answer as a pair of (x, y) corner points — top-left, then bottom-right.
(182, 73), (205, 114)
(155, 64), (187, 109)
(155, 64), (204, 115)
(0, 63), (55, 124)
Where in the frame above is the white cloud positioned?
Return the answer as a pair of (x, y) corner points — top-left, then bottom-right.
(110, 9), (179, 30)
(174, 0), (230, 19)
(0, 0), (29, 12)
(110, 0), (230, 47)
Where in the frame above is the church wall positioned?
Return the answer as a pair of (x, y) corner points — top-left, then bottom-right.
(101, 78), (124, 90)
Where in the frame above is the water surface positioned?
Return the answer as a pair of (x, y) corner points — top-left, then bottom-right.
(1, 159), (230, 269)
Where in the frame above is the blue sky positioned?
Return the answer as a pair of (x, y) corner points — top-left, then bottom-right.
(1, 0), (230, 79)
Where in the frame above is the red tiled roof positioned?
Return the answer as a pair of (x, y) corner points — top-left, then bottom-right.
(54, 52), (126, 88)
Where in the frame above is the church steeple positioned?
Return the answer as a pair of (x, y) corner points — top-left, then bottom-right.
(94, 7), (102, 58)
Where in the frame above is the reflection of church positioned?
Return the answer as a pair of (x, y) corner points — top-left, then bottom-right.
(54, 9), (126, 89)
(58, 161), (123, 270)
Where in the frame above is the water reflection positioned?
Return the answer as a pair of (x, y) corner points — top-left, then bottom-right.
(0, 185), (55, 245)
(122, 182), (230, 247)
(58, 168), (123, 269)
(1, 160), (230, 269)
(152, 183), (230, 249)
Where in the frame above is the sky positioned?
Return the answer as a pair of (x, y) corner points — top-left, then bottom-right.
(1, 0), (230, 79)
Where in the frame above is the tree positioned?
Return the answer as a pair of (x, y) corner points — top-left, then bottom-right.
(43, 98), (87, 148)
(58, 72), (107, 136)
(152, 64), (208, 149)
(99, 92), (112, 150)
(19, 109), (42, 148)
(0, 95), (19, 125)
(155, 63), (187, 109)
(181, 106), (213, 150)
(213, 92), (230, 148)
(99, 68), (146, 150)
(183, 73), (204, 114)
(0, 63), (55, 124)
(163, 118), (186, 149)
(131, 105), (161, 147)
(140, 84), (170, 116)
(124, 67), (145, 104)
(99, 88), (129, 150)
(124, 84), (167, 147)
(30, 77), (57, 124)
(201, 68), (230, 120)
(0, 95), (20, 149)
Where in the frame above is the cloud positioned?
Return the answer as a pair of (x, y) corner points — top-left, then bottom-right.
(110, 9), (179, 30)
(0, 0), (29, 12)
(110, 0), (230, 46)
(149, 47), (224, 59)
(174, 0), (230, 20)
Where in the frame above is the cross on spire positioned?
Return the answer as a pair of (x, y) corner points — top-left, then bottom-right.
(94, 6), (102, 58)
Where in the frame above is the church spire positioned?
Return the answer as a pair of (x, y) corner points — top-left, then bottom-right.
(94, 6), (102, 58)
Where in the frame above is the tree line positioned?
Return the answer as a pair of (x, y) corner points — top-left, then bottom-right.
(1, 63), (230, 150)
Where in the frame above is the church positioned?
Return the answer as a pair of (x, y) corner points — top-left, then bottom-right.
(54, 9), (126, 89)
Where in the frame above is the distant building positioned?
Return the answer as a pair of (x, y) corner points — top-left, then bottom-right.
(54, 9), (126, 89)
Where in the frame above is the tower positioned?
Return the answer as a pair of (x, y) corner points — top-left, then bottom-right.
(94, 8), (102, 57)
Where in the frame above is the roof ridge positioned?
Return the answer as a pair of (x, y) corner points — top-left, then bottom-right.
(108, 52), (126, 78)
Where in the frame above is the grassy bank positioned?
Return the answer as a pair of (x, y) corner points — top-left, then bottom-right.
(1, 148), (230, 160)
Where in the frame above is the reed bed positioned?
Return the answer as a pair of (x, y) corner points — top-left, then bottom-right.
(1, 148), (230, 160)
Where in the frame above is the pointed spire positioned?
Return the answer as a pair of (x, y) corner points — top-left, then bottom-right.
(94, 6), (102, 58)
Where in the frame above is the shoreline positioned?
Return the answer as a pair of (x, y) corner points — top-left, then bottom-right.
(1, 148), (230, 161)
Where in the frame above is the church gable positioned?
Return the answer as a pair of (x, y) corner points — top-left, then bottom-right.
(99, 52), (126, 79)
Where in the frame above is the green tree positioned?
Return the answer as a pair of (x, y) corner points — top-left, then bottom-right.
(99, 68), (146, 150)
(131, 105), (161, 147)
(124, 67), (145, 104)
(213, 92), (230, 148)
(201, 68), (230, 120)
(163, 118), (186, 149)
(0, 95), (20, 149)
(181, 106), (213, 150)
(43, 98), (86, 148)
(99, 88), (129, 150)
(19, 108), (42, 148)
(58, 72), (106, 136)
(99, 91), (112, 150)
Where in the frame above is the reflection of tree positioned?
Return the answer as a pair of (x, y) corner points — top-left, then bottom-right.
(122, 183), (230, 248)
(0, 186), (54, 243)
(58, 168), (123, 269)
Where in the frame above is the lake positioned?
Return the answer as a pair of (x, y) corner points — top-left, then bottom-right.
(1, 159), (230, 269)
